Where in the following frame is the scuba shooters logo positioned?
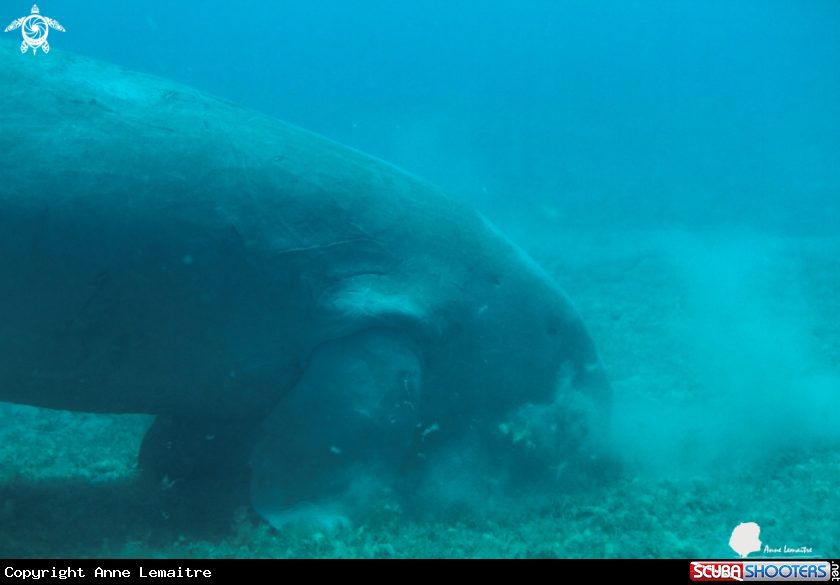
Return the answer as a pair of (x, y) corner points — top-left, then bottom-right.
(4, 5), (64, 54)
(690, 561), (836, 581)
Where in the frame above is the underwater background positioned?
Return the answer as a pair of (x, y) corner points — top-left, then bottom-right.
(1, 0), (839, 558)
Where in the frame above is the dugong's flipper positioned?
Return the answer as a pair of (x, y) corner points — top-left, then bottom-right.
(250, 329), (421, 529)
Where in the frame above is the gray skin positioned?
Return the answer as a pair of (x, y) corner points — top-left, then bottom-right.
(0, 40), (610, 527)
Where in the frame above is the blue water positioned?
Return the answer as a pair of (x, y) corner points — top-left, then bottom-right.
(1, 0), (839, 559)
(53, 0), (840, 235)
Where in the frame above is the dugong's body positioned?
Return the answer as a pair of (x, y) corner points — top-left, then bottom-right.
(0, 41), (609, 526)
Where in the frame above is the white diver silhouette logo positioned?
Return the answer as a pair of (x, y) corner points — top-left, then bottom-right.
(5, 5), (64, 55)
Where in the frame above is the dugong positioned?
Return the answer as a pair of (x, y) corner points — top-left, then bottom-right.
(0, 40), (610, 527)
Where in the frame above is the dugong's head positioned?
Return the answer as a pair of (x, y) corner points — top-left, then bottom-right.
(380, 214), (614, 500)
(247, 214), (613, 528)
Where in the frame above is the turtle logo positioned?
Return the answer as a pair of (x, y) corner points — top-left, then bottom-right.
(5, 5), (64, 55)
